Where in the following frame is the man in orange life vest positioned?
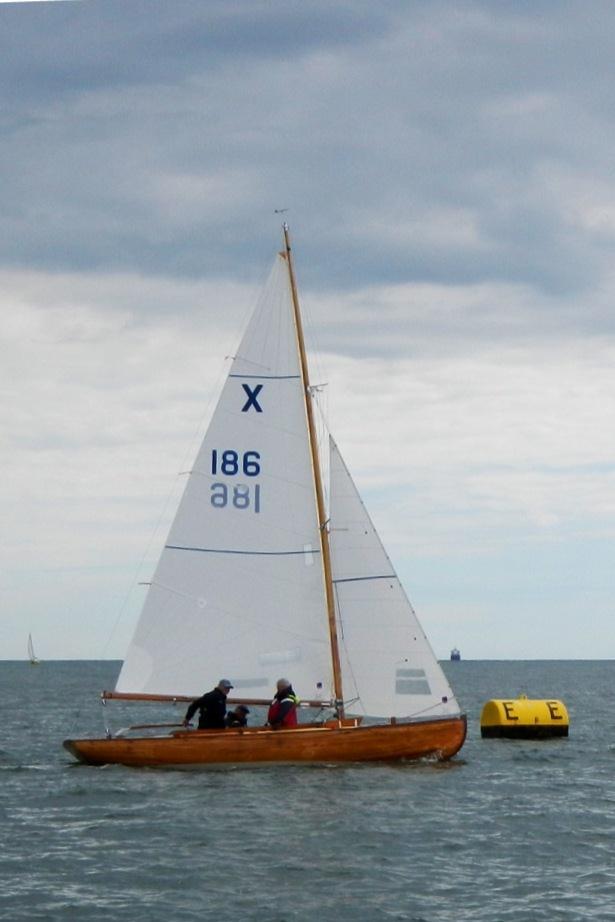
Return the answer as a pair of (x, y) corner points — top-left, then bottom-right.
(266, 678), (299, 729)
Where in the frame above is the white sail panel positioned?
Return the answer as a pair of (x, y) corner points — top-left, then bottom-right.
(328, 437), (460, 719)
(116, 256), (333, 698)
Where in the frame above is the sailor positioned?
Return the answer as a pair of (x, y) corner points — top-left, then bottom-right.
(183, 679), (233, 729)
(225, 704), (250, 728)
(266, 678), (299, 729)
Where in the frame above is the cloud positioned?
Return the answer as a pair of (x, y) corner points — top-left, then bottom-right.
(3, 1), (615, 659)
(3, 261), (615, 658)
(1, 268), (251, 566)
(324, 337), (615, 533)
(2, 0), (615, 296)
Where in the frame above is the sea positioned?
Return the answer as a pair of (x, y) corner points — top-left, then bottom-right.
(1, 659), (614, 922)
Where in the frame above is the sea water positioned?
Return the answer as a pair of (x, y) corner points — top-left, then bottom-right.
(1, 660), (614, 922)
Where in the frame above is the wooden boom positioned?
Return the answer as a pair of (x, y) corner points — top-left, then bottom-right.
(101, 690), (333, 708)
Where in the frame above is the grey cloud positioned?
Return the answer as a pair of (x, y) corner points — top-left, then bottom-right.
(2, 0), (615, 306)
(0, 0), (386, 102)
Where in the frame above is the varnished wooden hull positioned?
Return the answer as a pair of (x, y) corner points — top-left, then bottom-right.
(63, 715), (466, 768)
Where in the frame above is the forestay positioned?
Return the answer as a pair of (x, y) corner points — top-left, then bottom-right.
(328, 438), (460, 719)
(116, 256), (334, 698)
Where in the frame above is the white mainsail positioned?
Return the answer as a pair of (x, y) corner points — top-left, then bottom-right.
(328, 437), (459, 719)
(116, 256), (333, 697)
(28, 633), (39, 665)
(116, 243), (459, 723)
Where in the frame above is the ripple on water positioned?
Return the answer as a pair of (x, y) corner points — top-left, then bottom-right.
(3, 661), (615, 921)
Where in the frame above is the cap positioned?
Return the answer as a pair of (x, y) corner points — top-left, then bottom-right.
(219, 679), (234, 689)
(236, 705), (250, 713)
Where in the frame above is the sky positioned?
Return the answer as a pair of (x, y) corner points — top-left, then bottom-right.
(2, 0), (615, 662)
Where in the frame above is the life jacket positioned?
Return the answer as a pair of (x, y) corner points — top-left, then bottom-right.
(267, 691), (299, 728)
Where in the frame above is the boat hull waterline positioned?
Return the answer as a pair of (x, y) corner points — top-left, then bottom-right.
(64, 715), (467, 768)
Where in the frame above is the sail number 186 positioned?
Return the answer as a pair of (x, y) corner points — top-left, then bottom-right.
(211, 449), (260, 476)
(210, 449), (261, 514)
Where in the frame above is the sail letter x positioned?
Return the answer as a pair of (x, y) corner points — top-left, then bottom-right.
(241, 383), (263, 413)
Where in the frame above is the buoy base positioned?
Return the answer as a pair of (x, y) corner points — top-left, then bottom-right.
(481, 724), (569, 739)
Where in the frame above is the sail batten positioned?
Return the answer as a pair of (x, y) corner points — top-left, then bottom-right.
(228, 373), (301, 380)
(165, 545), (321, 557)
(333, 574), (396, 584)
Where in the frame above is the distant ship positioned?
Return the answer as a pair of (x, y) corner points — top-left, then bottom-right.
(450, 648), (461, 661)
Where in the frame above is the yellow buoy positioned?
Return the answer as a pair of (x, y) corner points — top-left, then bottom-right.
(480, 695), (569, 739)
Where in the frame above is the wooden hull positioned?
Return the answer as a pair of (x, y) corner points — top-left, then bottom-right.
(63, 715), (466, 768)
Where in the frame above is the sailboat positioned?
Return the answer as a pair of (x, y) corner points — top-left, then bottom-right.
(28, 633), (40, 665)
(64, 227), (466, 768)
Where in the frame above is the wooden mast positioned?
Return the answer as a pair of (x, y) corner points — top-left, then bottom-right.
(282, 224), (345, 717)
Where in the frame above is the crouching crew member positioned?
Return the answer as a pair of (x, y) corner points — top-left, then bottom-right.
(226, 704), (250, 728)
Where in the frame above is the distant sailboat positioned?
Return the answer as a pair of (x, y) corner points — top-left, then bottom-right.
(28, 634), (40, 665)
(64, 227), (467, 768)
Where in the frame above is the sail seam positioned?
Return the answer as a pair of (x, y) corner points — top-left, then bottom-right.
(332, 574), (396, 584)
(165, 544), (321, 557)
(228, 373), (301, 379)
